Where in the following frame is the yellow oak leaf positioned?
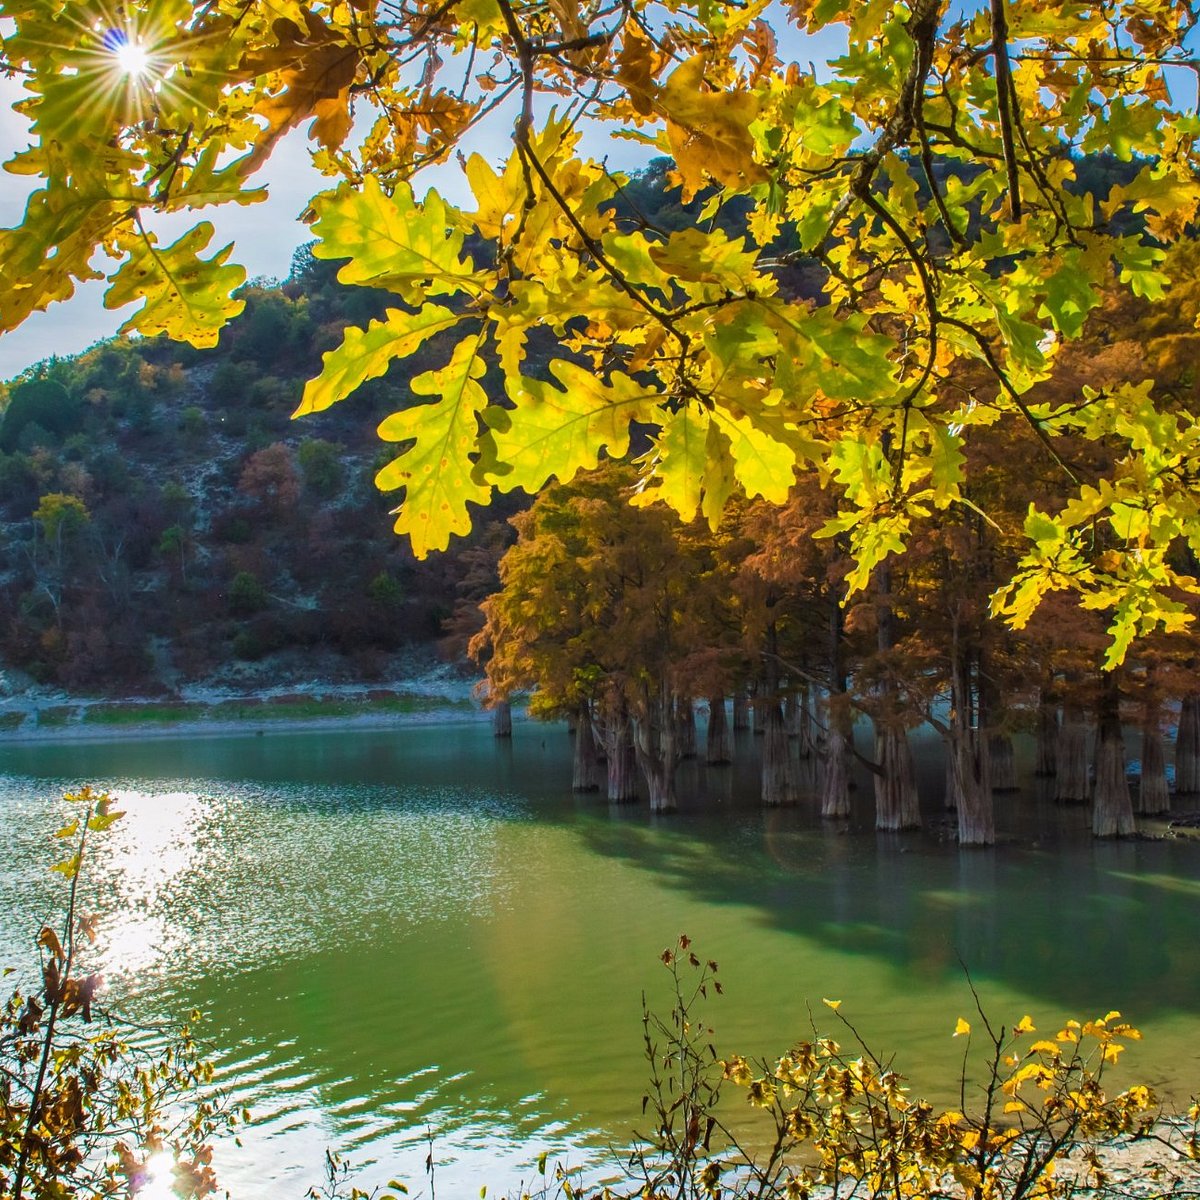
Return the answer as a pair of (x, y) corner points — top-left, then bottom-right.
(104, 222), (246, 348)
(295, 304), (462, 417)
(659, 55), (767, 199)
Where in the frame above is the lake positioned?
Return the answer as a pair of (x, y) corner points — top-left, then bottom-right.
(2, 719), (1198, 1197)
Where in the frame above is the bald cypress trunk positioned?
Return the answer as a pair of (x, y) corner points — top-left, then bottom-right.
(944, 741), (959, 810)
(1035, 692), (1059, 777)
(871, 562), (918, 830)
(1093, 674), (1135, 838)
(794, 687), (818, 794)
(572, 701), (601, 792)
(784, 690), (799, 738)
(950, 633), (994, 845)
(607, 730), (637, 802)
(951, 730), (994, 845)
(732, 693), (750, 731)
(762, 699), (795, 806)
(874, 725), (920, 830)
(1175, 693), (1200, 798)
(603, 694), (638, 804)
(820, 603), (851, 819)
(760, 625), (793, 805)
(1055, 706), (1090, 804)
(820, 723), (851, 818)
(676, 698), (697, 759)
(706, 695), (731, 765)
(796, 687), (816, 762)
(988, 733), (1017, 791)
(1137, 709), (1170, 815)
(492, 699), (512, 738)
(632, 685), (678, 813)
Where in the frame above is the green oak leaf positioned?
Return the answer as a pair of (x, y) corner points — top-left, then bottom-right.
(310, 175), (480, 304)
(490, 360), (659, 493)
(710, 405), (796, 502)
(632, 405), (713, 522)
(295, 305), (462, 417)
(375, 333), (492, 557)
(104, 222), (246, 348)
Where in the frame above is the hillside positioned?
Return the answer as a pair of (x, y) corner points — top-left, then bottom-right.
(0, 247), (524, 696)
(0, 152), (1146, 699)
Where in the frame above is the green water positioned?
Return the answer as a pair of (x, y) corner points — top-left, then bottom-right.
(1, 720), (1198, 1196)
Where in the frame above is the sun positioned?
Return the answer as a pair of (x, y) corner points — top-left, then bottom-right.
(99, 27), (151, 79)
(115, 39), (151, 78)
(135, 1151), (179, 1199)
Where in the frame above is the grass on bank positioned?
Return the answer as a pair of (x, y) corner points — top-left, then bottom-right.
(34, 705), (75, 726)
(75, 693), (475, 726)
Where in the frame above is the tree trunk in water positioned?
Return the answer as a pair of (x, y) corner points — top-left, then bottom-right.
(732, 693), (750, 731)
(572, 702), (601, 792)
(1035, 694), (1059, 777)
(607, 735), (638, 803)
(492, 699), (512, 739)
(676, 699), (697, 759)
(944, 742), (959, 810)
(1175, 693), (1200, 797)
(1138, 714), (1170, 815)
(819, 723), (851, 817)
(871, 561), (918, 830)
(632, 687), (678, 813)
(751, 685), (766, 736)
(874, 725), (920, 831)
(988, 733), (1017, 791)
(796, 688), (816, 761)
(1093, 676), (1135, 837)
(761, 700), (795, 806)
(706, 695), (731, 765)
(952, 731), (994, 845)
(794, 745), (819, 794)
(603, 697), (639, 804)
(797, 689), (818, 798)
(1055, 709), (1089, 803)
(820, 595), (852, 818)
(641, 759), (675, 811)
(784, 690), (799, 738)
(948, 633), (994, 845)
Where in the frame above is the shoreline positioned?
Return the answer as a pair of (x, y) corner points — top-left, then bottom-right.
(0, 681), (494, 746)
(0, 706), (494, 746)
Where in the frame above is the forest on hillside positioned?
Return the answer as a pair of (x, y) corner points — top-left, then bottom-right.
(0, 239), (520, 690)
